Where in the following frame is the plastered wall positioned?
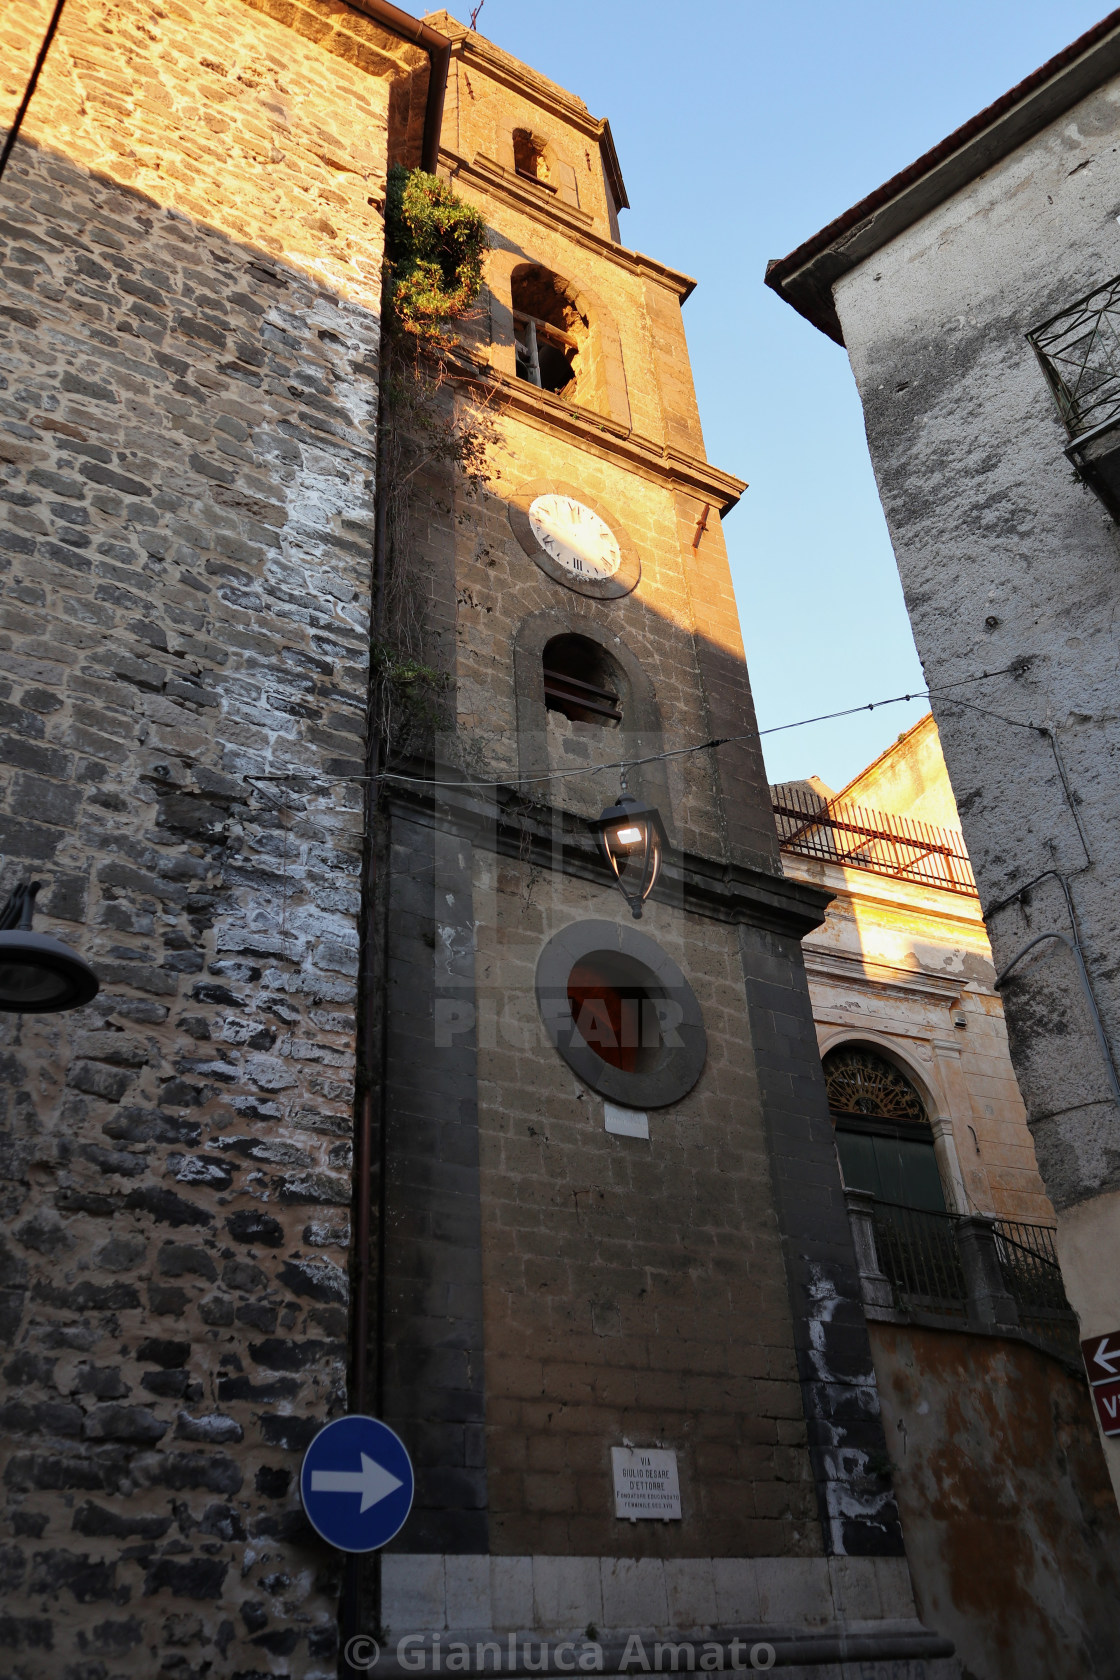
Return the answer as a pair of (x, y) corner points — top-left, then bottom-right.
(831, 77), (1120, 1216)
(870, 1322), (1120, 1680)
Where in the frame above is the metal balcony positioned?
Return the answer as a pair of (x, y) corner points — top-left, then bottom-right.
(772, 784), (977, 897)
(846, 1189), (1080, 1365)
(1028, 274), (1120, 518)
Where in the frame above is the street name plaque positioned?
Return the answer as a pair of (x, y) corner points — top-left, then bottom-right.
(611, 1446), (681, 1521)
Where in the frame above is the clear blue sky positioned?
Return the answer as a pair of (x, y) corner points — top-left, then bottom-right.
(468, 1), (1106, 789)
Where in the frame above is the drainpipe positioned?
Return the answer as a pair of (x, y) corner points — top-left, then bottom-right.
(348, 0), (450, 1423)
(342, 7), (450, 1668)
(350, 0), (451, 174)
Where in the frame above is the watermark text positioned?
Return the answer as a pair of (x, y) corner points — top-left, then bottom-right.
(344, 1634), (776, 1675)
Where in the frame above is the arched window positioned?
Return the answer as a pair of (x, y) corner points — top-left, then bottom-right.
(512, 129), (580, 207)
(543, 634), (622, 727)
(513, 128), (552, 187)
(823, 1046), (946, 1211)
(512, 265), (588, 402)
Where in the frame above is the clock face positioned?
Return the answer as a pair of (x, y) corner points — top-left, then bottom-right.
(528, 493), (622, 582)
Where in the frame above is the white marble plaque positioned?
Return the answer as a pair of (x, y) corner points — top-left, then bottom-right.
(603, 1102), (649, 1139)
(611, 1447), (681, 1520)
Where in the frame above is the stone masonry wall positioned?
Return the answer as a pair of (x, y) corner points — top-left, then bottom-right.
(376, 24), (891, 1565)
(447, 419), (733, 852)
(0, 0), (426, 1671)
(471, 856), (821, 1560)
(428, 32), (778, 873)
(825, 65), (1120, 1508)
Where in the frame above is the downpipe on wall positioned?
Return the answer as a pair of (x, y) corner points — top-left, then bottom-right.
(990, 867), (1120, 1113)
(343, 7), (452, 1669)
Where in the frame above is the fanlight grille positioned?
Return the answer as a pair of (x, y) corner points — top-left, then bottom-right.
(824, 1048), (927, 1123)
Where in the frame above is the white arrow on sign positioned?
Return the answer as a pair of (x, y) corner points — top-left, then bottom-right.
(310, 1453), (404, 1513)
(1090, 1336), (1120, 1379)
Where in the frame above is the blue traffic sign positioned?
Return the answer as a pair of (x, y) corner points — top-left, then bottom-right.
(300, 1415), (414, 1553)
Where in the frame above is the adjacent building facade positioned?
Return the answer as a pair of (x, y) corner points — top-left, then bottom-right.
(767, 9), (1120, 1511)
(781, 715), (1051, 1227)
(776, 716), (1120, 1680)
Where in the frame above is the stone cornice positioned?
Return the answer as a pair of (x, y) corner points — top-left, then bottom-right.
(449, 357), (746, 510)
(474, 153), (598, 231)
(443, 149), (697, 301)
(240, 0), (427, 76)
(383, 771), (831, 940)
(434, 14), (608, 139)
(802, 944), (991, 1002)
(438, 154), (745, 506)
(783, 854), (982, 920)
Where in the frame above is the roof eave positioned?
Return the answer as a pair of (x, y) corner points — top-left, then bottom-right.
(766, 10), (1120, 346)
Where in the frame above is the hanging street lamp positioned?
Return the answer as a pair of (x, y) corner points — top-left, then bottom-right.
(589, 777), (667, 919)
(0, 881), (100, 1014)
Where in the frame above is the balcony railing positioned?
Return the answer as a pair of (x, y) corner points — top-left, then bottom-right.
(1027, 273), (1120, 440)
(771, 783), (977, 897)
(993, 1218), (1077, 1351)
(871, 1202), (968, 1316)
(845, 1191), (1080, 1365)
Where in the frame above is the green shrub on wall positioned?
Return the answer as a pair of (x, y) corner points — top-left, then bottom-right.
(384, 165), (487, 342)
(373, 169), (492, 751)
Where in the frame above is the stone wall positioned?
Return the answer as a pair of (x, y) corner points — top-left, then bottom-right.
(445, 418), (738, 850)
(869, 1323), (1120, 1680)
(470, 857), (818, 1561)
(0, 6), (924, 1671)
(0, 0), (427, 1670)
(371, 16), (901, 1576)
(422, 10), (778, 875)
(830, 74), (1120, 1219)
(364, 16), (906, 1572)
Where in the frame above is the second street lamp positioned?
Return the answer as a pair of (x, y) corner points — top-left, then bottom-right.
(588, 780), (667, 920)
(0, 881), (100, 1015)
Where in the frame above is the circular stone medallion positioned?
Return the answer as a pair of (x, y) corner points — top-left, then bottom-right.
(535, 919), (706, 1108)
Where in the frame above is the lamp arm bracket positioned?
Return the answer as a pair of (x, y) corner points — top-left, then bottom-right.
(0, 879), (41, 933)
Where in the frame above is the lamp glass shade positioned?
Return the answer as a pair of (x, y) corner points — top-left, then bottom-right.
(0, 930), (100, 1013)
(589, 793), (667, 919)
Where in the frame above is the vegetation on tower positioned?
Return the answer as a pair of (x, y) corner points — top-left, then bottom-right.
(384, 165), (487, 343)
(373, 169), (494, 750)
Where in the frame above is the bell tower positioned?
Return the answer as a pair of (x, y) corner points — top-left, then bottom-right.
(368, 12), (942, 1668)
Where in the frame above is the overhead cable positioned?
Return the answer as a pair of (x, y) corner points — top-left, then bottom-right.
(245, 664), (1025, 794)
